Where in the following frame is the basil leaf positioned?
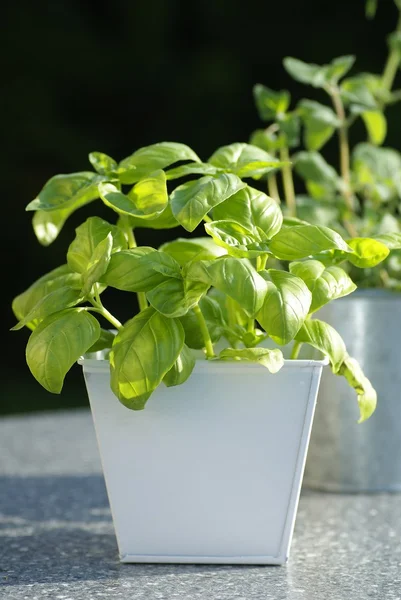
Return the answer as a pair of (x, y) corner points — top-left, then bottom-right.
(166, 162), (222, 180)
(179, 295), (225, 349)
(208, 142), (282, 179)
(81, 234), (113, 296)
(374, 232), (401, 249)
(298, 99), (340, 151)
(170, 173), (246, 232)
(146, 278), (209, 318)
(347, 237), (390, 268)
(257, 270), (312, 345)
(269, 225), (351, 260)
(86, 329), (116, 353)
(99, 170), (168, 218)
(26, 308), (100, 393)
(295, 318), (346, 373)
(163, 344), (195, 387)
(217, 347), (284, 373)
(253, 84), (291, 120)
(337, 354), (377, 422)
(205, 220), (271, 258)
(11, 286), (84, 331)
(110, 308), (184, 409)
(26, 172), (104, 212)
(88, 152), (118, 176)
(361, 111), (387, 146)
(160, 237), (226, 266)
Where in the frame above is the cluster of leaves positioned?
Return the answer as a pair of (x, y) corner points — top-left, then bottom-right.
(12, 139), (400, 421)
(250, 0), (401, 289)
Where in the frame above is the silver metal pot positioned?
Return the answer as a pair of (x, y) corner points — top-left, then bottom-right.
(303, 289), (401, 492)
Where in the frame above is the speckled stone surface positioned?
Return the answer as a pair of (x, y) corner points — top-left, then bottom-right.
(1, 409), (401, 599)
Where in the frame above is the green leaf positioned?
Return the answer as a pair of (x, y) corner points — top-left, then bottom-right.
(101, 248), (181, 292)
(298, 99), (340, 151)
(294, 151), (339, 189)
(26, 172), (104, 212)
(208, 143), (282, 179)
(325, 56), (356, 83)
(165, 162), (222, 180)
(159, 237), (226, 266)
(109, 308), (184, 409)
(269, 225), (351, 260)
(86, 329), (116, 353)
(283, 57), (328, 87)
(346, 237), (390, 268)
(179, 295), (225, 349)
(11, 286), (84, 331)
(88, 152), (118, 175)
(81, 234), (113, 295)
(253, 84), (291, 120)
(279, 112), (301, 148)
(146, 278), (209, 318)
(366, 0), (378, 18)
(341, 77), (378, 111)
(163, 344), (195, 387)
(249, 129), (282, 153)
(67, 216), (127, 274)
(217, 347), (284, 374)
(337, 354), (377, 422)
(374, 232), (401, 249)
(205, 220), (271, 258)
(12, 265), (82, 329)
(290, 261), (357, 313)
(26, 308), (100, 393)
(295, 318), (346, 373)
(186, 257), (268, 317)
(256, 269), (312, 345)
(352, 143), (401, 199)
(388, 31), (401, 54)
(32, 208), (71, 246)
(213, 185), (283, 240)
(170, 173), (246, 232)
(361, 111), (387, 145)
(123, 205), (179, 230)
(117, 142), (201, 184)
(99, 170), (168, 218)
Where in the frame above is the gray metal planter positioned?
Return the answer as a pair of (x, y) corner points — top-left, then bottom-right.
(303, 289), (401, 492)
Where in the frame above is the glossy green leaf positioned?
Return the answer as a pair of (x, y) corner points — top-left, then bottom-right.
(12, 265), (82, 328)
(81, 234), (113, 295)
(86, 329), (116, 353)
(256, 269), (312, 345)
(99, 170), (168, 218)
(294, 151), (339, 189)
(205, 220), (271, 258)
(101, 248), (181, 292)
(117, 142), (201, 184)
(186, 257), (268, 317)
(67, 216), (127, 274)
(352, 143), (401, 199)
(179, 295), (225, 349)
(374, 232), (401, 249)
(283, 57), (328, 87)
(361, 111), (387, 145)
(208, 143), (282, 179)
(88, 152), (118, 175)
(32, 208), (71, 246)
(217, 347), (284, 374)
(337, 354), (377, 422)
(26, 308), (100, 393)
(163, 344), (196, 387)
(165, 162), (222, 180)
(170, 173), (246, 232)
(109, 308), (184, 409)
(290, 261), (356, 313)
(253, 84), (291, 120)
(26, 172), (104, 212)
(347, 237), (390, 268)
(12, 286), (84, 331)
(159, 237), (226, 266)
(213, 185), (283, 240)
(298, 99), (340, 151)
(269, 225), (351, 260)
(124, 205), (179, 230)
(146, 277), (209, 318)
(295, 318), (346, 373)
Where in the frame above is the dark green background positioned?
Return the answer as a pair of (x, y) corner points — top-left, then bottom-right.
(2, 0), (400, 414)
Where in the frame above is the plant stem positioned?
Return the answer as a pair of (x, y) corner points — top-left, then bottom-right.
(267, 172), (281, 203)
(120, 216), (148, 311)
(256, 255), (268, 271)
(290, 340), (302, 360)
(203, 214), (213, 223)
(382, 13), (401, 92)
(330, 87), (354, 214)
(247, 317), (255, 333)
(279, 145), (296, 217)
(193, 304), (215, 358)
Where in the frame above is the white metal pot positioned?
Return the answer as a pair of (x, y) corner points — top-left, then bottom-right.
(79, 355), (327, 565)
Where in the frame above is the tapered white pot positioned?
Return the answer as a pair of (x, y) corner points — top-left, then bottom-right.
(79, 356), (327, 565)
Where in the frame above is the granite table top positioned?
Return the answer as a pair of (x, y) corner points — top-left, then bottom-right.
(1, 408), (400, 600)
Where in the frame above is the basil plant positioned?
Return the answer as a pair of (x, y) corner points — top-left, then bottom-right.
(250, 0), (401, 290)
(12, 140), (394, 422)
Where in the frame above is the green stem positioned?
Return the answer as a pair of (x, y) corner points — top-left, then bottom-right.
(256, 255), (268, 271)
(193, 304), (215, 358)
(330, 87), (353, 212)
(203, 214), (213, 223)
(267, 172), (281, 204)
(89, 306), (123, 331)
(279, 145), (296, 217)
(290, 340), (303, 360)
(247, 317), (255, 334)
(382, 13), (401, 92)
(120, 217), (148, 311)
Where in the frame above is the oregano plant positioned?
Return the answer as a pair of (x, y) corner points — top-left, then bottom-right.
(12, 138), (395, 422)
(250, 0), (401, 290)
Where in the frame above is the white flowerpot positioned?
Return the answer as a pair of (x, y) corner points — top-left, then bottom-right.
(79, 355), (327, 565)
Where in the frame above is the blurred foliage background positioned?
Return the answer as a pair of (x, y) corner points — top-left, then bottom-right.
(2, 0), (399, 414)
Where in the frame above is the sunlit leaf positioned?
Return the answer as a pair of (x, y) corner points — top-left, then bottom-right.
(217, 347), (284, 373)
